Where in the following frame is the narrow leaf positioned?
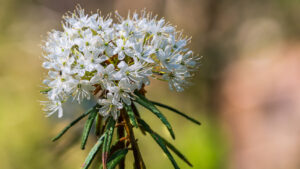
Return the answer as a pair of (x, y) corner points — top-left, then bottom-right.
(95, 113), (103, 136)
(154, 131), (193, 167)
(137, 118), (180, 169)
(81, 107), (99, 149)
(99, 149), (129, 169)
(52, 105), (98, 142)
(151, 101), (201, 125)
(81, 133), (106, 169)
(124, 104), (138, 128)
(107, 149), (128, 169)
(134, 92), (175, 139)
(102, 117), (116, 168)
(103, 117), (116, 153)
(132, 103), (147, 135)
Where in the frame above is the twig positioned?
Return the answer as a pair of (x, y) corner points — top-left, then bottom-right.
(122, 109), (146, 169)
(117, 115), (126, 169)
(115, 122), (126, 128)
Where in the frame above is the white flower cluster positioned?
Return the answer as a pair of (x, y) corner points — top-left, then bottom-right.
(41, 7), (199, 119)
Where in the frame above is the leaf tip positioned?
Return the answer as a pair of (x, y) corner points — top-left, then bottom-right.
(171, 132), (176, 140)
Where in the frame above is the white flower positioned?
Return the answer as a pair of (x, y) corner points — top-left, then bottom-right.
(133, 42), (154, 63)
(68, 79), (94, 103)
(98, 93), (122, 120)
(41, 6), (199, 119)
(163, 68), (191, 92)
(114, 61), (147, 89)
(100, 64), (117, 87)
(113, 39), (133, 60)
(157, 46), (181, 70)
(109, 78), (133, 105)
(41, 100), (63, 118)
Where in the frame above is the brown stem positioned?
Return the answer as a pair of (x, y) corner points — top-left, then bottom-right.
(121, 109), (146, 169)
(117, 115), (126, 169)
(118, 136), (128, 142)
(115, 122), (126, 127)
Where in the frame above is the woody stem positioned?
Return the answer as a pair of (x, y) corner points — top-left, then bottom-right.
(121, 109), (146, 169)
(117, 115), (126, 169)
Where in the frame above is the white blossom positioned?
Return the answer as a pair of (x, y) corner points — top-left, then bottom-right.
(41, 6), (199, 119)
(98, 93), (122, 120)
(109, 78), (133, 106)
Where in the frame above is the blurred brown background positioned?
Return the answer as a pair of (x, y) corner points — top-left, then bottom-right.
(0, 0), (300, 169)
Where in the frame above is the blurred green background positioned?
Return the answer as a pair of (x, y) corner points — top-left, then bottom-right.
(0, 0), (300, 169)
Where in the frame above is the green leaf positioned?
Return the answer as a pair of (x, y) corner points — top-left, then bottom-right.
(99, 149), (129, 169)
(81, 106), (99, 149)
(124, 104), (138, 128)
(103, 117), (116, 153)
(154, 131), (193, 167)
(81, 133), (106, 169)
(52, 105), (98, 142)
(132, 103), (147, 135)
(137, 118), (180, 169)
(102, 117), (116, 167)
(107, 149), (128, 169)
(40, 88), (52, 94)
(151, 101), (201, 125)
(95, 113), (103, 136)
(134, 91), (175, 139)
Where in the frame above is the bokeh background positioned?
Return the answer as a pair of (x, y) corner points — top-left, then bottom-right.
(1, 0), (300, 169)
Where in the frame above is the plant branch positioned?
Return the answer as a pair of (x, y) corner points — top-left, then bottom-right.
(121, 109), (146, 169)
(117, 115), (126, 169)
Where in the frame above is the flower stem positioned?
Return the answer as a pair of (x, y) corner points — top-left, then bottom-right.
(117, 115), (126, 169)
(121, 109), (146, 169)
